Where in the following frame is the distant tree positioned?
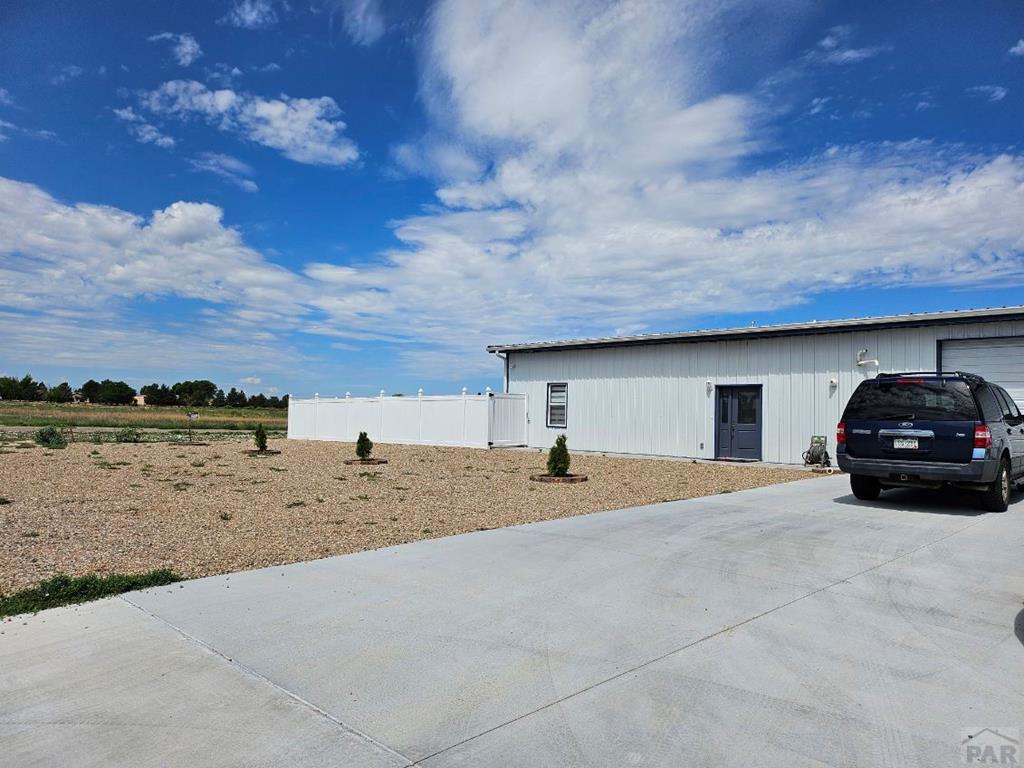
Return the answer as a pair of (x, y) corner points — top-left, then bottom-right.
(266, 395), (281, 409)
(0, 374), (47, 401)
(140, 383), (177, 406)
(171, 380), (217, 407)
(211, 388), (227, 407)
(249, 393), (268, 408)
(280, 394), (289, 409)
(225, 387), (248, 408)
(46, 382), (74, 403)
(79, 379), (101, 403)
(95, 379), (136, 405)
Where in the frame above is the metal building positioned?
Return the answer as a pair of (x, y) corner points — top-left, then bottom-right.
(487, 306), (1024, 465)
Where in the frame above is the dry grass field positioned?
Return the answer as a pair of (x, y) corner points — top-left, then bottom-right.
(0, 401), (287, 430)
(0, 438), (812, 594)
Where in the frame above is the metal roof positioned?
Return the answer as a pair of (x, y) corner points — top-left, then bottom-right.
(486, 305), (1024, 354)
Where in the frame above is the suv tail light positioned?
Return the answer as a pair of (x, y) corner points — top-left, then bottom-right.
(974, 425), (992, 449)
(836, 422), (846, 445)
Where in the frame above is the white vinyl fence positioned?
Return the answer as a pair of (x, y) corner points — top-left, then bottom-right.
(288, 390), (527, 449)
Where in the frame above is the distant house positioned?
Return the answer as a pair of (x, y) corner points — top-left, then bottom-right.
(133, 394), (146, 407)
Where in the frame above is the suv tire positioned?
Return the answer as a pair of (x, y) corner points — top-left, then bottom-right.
(980, 459), (1011, 513)
(850, 474), (881, 501)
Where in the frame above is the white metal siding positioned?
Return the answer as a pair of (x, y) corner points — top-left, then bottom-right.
(506, 319), (1024, 464)
(941, 337), (1024, 406)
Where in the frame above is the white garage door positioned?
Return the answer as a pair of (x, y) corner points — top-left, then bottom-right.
(942, 337), (1024, 406)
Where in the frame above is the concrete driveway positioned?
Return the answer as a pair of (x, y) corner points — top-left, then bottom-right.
(3, 475), (1023, 767)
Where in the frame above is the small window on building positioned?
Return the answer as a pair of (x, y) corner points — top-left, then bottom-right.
(546, 383), (567, 428)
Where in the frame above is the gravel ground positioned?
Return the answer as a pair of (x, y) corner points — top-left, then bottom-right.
(0, 438), (811, 594)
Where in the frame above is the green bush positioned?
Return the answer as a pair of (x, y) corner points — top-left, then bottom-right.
(546, 434), (571, 477)
(34, 425), (67, 449)
(114, 427), (143, 443)
(356, 431), (373, 460)
(0, 570), (182, 617)
(254, 422), (268, 452)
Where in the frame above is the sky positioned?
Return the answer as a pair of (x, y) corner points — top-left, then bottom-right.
(1, 0), (1023, 397)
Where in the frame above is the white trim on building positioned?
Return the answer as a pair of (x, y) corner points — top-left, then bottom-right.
(488, 307), (1024, 465)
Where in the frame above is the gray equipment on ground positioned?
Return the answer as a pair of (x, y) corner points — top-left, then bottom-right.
(802, 435), (831, 467)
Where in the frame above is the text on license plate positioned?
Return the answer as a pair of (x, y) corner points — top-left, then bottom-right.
(893, 438), (918, 450)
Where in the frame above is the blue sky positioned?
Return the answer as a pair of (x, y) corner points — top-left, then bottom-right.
(1, 0), (1023, 397)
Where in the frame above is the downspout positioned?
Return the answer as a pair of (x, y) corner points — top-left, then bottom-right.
(494, 351), (509, 393)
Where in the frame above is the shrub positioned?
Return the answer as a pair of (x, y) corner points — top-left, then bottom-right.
(356, 431), (373, 460)
(34, 425), (67, 449)
(114, 427), (143, 443)
(546, 434), (571, 477)
(254, 422), (268, 452)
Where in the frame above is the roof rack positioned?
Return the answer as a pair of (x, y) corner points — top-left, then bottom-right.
(878, 370), (986, 382)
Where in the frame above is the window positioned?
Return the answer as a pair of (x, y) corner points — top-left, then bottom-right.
(546, 383), (567, 428)
(994, 387), (1021, 421)
(842, 379), (979, 421)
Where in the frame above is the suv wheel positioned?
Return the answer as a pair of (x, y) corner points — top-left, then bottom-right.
(850, 474), (881, 501)
(980, 459), (1011, 513)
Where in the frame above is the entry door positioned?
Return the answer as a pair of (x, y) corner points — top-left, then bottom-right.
(716, 386), (762, 460)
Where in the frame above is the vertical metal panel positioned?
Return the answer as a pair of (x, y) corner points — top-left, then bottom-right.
(506, 319), (1024, 464)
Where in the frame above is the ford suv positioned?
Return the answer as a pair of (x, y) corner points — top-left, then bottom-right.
(836, 372), (1024, 511)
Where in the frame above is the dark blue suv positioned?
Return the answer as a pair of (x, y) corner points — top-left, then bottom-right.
(836, 372), (1024, 511)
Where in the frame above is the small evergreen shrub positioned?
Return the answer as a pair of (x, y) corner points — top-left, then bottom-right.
(114, 427), (143, 443)
(254, 423), (268, 452)
(547, 434), (571, 477)
(34, 425), (67, 449)
(356, 431), (373, 460)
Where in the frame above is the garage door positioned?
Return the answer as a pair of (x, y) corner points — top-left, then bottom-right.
(941, 337), (1024, 406)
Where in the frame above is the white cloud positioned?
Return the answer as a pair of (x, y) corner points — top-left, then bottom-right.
(148, 32), (203, 67)
(225, 0), (279, 29)
(1009, 39), (1024, 57)
(139, 80), (358, 167)
(240, 376), (262, 384)
(0, 119), (57, 143)
(339, 0), (385, 46)
(0, 88), (12, 106)
(188, 152), (259, 192)
(50, 65), (83, 86)
(113, 106), (176, 148)
(966, 84), (1008, 102)
(808, 25), (889, 65)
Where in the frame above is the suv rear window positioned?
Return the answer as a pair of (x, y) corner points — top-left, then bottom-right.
(842, 378), (979, 421)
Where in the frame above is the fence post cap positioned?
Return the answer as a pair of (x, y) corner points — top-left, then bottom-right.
(380, 389), (386, 397)
(314, 392), (319, 398)
(418, 388), (424, 397)
(485, 386), (492, 393)
(345, 391), (351, 398)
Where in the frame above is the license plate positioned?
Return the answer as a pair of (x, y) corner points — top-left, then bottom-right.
(893, 438), (918, 450)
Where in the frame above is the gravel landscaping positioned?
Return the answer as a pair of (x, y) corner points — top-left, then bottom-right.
(0, 438), (811, 594)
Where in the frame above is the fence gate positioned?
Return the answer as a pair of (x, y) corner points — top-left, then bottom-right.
(288, 391), (526, 449)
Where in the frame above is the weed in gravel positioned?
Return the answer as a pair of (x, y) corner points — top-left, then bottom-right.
(172, 481), (191, 491)
(17, 441), (35, 449)
(363, 520), (377, 525)
(316, 496), (325, 503)
(359, 471), (382, 480)
(333, 476), (347, 481)
(269, 467), (287, 473)
(89, 449), (101, 456)
(286, 500), (306, 508)
(421, 528), (432, 534)
(389, 516), (398, 522)
(190, 460), (206, 468)
(129, 483), (142, 489)
(350, 494), (370, 501)
(22, 530), (39, 538)
(0, 570), (182, 617)
(219, 512), (233, 521)
(0, 497), (11, 505)
(394, 485), (410, 491)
